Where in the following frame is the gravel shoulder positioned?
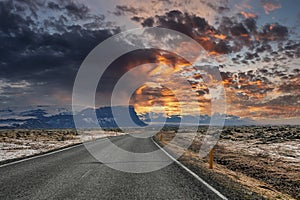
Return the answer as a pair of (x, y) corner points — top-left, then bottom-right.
(0, 129), (123, 163)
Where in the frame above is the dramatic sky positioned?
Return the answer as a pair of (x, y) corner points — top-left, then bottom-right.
(0, 0), (299, 124)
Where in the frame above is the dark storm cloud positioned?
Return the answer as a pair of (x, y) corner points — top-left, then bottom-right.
(129, 8), (298, 69)
(96, 49), (171, 106)
(259, 23), (288, 41)
(266, 95), (300, 106)
(137, 9), (294, 58)
(50, 0), (107, 30)
(0, 0), (120, 105)
(131, 16), (144, 23)
(14, 0), (91, 21)
(97, 49), (188, 94)
(199, 0), (230, 13)
(47, 2), (60, 10)
(216, 14), (298, 66)
(64, 2), (89, 19)
(243, 18), (257, 32)
(157, 10), (214, 36)
(142, 17), (154, 27)
(206, 2), (230, 13)
(279, 82), (300, 93)
(0, 1), (35, 34)
(113, 5), (144, 16)
(140, 10), (233, 55)
(47, 0), (90, 20)
(43, 15), (68, 32)
(230, 23), (248, 36)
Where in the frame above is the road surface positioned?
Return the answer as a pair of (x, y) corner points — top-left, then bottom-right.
(0, 135), (225, 199)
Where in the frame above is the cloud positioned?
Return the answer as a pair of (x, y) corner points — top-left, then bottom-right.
(140, 10), (232, 55)
(1, 0), (299, 121)
(206, 2), (230, 13)
(0, 0), (120, 107)
(113, 0), (230, 25)
(239, 11), (257, 19)
(47, 1), (91, 20)
(220, 66), (300, 119)
(142, 17), (154, 27)
(261, 0), (282, 15)
(230, 22), (249, 36)
(137, 9), (293, 58)
(259, 23), (288, 41)
(126, 50), (299, 118)
(113, 5), (144, 16)
(125, 8), (300, 119)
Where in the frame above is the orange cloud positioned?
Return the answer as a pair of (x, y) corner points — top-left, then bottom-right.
(263, 2), (281, 15)
(240, 11), (257, 19)
(213, 34), (227, 40)
(129, 52), (213, 116)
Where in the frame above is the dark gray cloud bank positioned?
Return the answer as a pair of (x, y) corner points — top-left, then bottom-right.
(0, 0), (120, 106)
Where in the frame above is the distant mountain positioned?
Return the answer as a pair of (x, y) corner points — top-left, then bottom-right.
(224, 115), (257, 126)
(138, 112), (257, 126)
(0, 105), (146, 129)
(0, 105), (257, 129)
(0, 105), (72, 119)
(75, 106), (146, 128)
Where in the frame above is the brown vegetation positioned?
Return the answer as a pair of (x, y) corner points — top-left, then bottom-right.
(156, 126), (300, 199)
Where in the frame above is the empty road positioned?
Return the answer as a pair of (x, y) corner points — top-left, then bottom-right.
(0, 135), (225, 199)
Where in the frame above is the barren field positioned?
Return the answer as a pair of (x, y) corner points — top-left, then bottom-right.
(0, 129), (124, 162)
(1, 126), (299, 199)
(156, 126), (300, 200)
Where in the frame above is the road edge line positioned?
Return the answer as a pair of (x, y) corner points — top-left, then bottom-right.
(0, 143), (84, 168)
(0, 134), (126, 168)
(151, 137), (228, 200)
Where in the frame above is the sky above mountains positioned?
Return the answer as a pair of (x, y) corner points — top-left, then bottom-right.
(0, 0), (299, 124)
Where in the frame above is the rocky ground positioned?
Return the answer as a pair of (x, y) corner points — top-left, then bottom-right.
(0, 129), (123, 163)
(156, 125), (300, 200)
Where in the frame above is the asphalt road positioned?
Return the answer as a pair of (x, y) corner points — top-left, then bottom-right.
(0, 135), (225, 200)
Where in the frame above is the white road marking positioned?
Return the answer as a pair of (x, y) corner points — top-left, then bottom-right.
(0, 137), (114, 168)
(151, 138), (228, 200)
(2, 135), (226, 200)
(0, 143), (84, 168)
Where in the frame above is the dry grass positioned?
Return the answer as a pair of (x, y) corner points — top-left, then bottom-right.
(155, 126), (300, 200)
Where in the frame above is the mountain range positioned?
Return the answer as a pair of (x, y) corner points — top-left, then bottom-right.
(0, 105), (257, 129)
